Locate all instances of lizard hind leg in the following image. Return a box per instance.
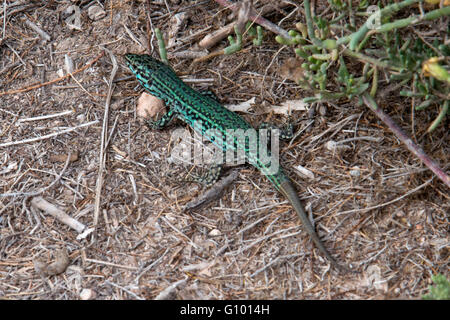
[258,121,294,140]
[146,108,176,130]
[201,90,220,102]
[258,108,294,141]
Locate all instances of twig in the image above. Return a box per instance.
[0,61,21,76]
[104,280,144,300]
[123,23,145,49]
[301,114,360,147]
[145,0,155,53]
[4,42,26,66]
[184,170,238,211]
[0,120,99,148]
[85,258,139,271]
[68,70,97,100]
[169,25,212,49]
[2,0,6,39]
[17,110,73,123]
[134,248,171,284]
[362,93,450,188]
[0,51,105,97]
[226,226,299,256]
[31,197,86,233]
[214,0,292,40]
[335,177,434,217]
[93,49,118,226]
[154,278,187,300]
[24,19,51,41]
[250,254,302,277]
[160,216,201,249]
[199,23,235,49]
[0,2,39,18]
[200,2,292,49]
[1,152,72,198]
[236,214,271,235]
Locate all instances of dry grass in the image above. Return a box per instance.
[0,1,448,300]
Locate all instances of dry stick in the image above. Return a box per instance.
[134,248,171,284]
[123,23,145,49]
[214,0,292,40]
[5,43,26,66]
[145,0,155,53]
[0,120,99,148]
[199,23,234,49]
[104,280,144,300]
[31,197,86,233]
[0,2,38,17]
[335,177,434,217]
[154,278,188,300]
[24,19,51,41]
[362,93,450,188]
[0,61,21,76]
[17,110,73,123]
[160,216,201,250]
[93,50,118,226]
[183,170,238,211]
[0,51,105,97]
[1,152,72,198]
[86,258,138,271]
[27,153,87,234]
[200,1,292,49]
[250,254,302,278]
[2,0,6,39]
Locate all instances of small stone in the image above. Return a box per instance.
[349,166,361,177]
[80,288,96,300]
[209,229,221,237]
[137,92,166,119]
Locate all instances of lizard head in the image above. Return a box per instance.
[125,54,178,91]
[125,54,166,78]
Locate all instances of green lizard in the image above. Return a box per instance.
[125,53,350,272]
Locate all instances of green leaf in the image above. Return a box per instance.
[423,274,450,300]
[338,57,349,82]
[353,82,370,95]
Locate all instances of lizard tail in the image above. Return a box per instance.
[278,179,351,272]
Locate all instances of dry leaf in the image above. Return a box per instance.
[271,99,308,115]
[280,57,304,83]
[225,97,256,113]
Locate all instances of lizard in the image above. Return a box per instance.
[125,53,351,273]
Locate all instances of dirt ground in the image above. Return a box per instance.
[0,1,448,300]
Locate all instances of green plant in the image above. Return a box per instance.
[275,0,449,131]
[224,23,264,55]
[423,274,450,300]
